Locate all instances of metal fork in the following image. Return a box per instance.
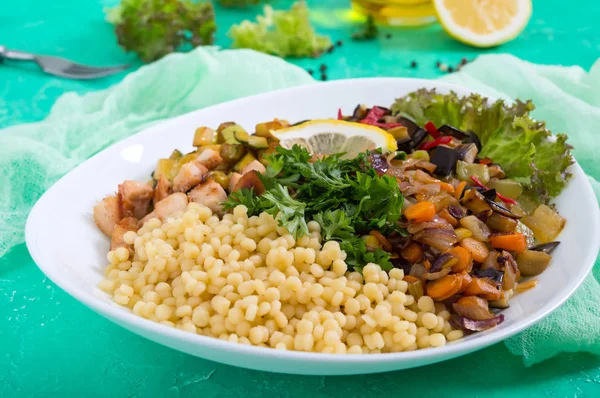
[0,45,129,80]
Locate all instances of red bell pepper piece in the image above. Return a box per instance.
[424,121,440,138]
[337,108,344,120]
[470,176,517,205]
[360,106,387,125]
[357,106,404,129]
[419,136,452,150]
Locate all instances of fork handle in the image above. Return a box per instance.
[0,45,36,61]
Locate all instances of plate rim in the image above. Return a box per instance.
[25,77,600,372]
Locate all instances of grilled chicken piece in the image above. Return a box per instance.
[189,178,227,214]
[118,180,154,219]
[154,175,171,205]
[93,195,122,236]
[140,192,189,226]
[110,217,139,250]
[241,160,266,175]
[196,148,223,170]
[233,171,265,195]
[172,161,208,193]
[228,172,243,193]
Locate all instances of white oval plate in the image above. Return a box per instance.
[26,78,600,375]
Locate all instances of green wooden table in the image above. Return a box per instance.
[1,1,600,396]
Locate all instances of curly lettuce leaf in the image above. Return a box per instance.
[228,1,332,58]
[391,89,573,203]
[106,0,216,63]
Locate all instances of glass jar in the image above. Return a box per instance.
[351,0,437,27]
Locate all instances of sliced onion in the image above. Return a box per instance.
[414,169,440,184]
[413,228,458,251]
[480,251,499,270]
[385,163,405,178]
[451,314,505,332]
[415,161,437,173]
[407,216,453,234]
[418,183,441,196]
[459,215,491,241]
[409,263,427,279]
[430,252,454,273]
[448,205,467,219]
[424,267,452,280]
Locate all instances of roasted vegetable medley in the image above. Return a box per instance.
[94,90,570,353]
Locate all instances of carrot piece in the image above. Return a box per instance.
[439,182,455,194]
[425,274,462,301]
[457,271,472,293]
[454,181,467,200]
[490,233,526,253]
[369,230,392,251]
[449,246,473,272]
[438,208,458,227]
[464,278,502,300]
[460,237,490,263]
[404,201,436,223]
[400,242,423,263]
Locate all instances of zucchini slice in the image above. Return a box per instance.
[234,152,257,172]
[248,136,269,149]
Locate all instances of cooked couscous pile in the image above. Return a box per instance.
[99,203,463,353]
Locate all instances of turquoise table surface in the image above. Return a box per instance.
[1,1,600,396]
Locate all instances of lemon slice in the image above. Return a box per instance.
[272,120,397,158]
[434,0,532,48]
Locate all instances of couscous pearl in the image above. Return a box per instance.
[101,204,461,354]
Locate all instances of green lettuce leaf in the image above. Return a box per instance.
[391,89,573,203]
[228,1,332,58]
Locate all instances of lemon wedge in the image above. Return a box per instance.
[272,120,397,157]
[434,0,532,48]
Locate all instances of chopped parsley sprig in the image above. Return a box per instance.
[224,146,404,271]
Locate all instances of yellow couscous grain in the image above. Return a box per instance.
[100,203,461,353]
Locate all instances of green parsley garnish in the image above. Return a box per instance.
[224,146,404,271]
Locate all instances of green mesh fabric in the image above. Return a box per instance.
[1,50,598,366]
[0,47,314,258]
[443,54,600,366]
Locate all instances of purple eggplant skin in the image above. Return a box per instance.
[481,189,497,201]
[529,241,561,254]
[431,146,460,177]
[467,131,482,151]
[486,198,522,219]
[438,124,469,140]
[474,268,504,284]
[454,143,478,164]
[448,205,467,220]
[397,117,421,136]
[430,252,454,273]
[451,314,505,332]
[397,127,428,152]
[390,257,412,275]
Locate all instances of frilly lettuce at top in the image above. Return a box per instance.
[391,89,574,204]
[228,2,332,58]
